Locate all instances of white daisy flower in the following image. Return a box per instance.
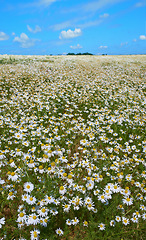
[131,216,138,223]
[122,217,129,225]
[66,219,72,225]
[24,182,34,193]
[72,217,79,225]
[55,228,64,236]
[98,223,105,230]
[122,197,133,205]
[30,229,40,240]
[83,220,88,227]
[115,216,121,222]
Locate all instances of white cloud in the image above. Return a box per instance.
[27,25,41,33]
[18,0,57,10]
[121,42,128,46]
[63,0,125,14]
[12,32,15,36]
[139,35,146,40]
[83,0,126,12]
[51,21,73,31]
[100,13,109,18]
[59,28,82,39]
[78,19,102,29]
[51,16,100,31]
[13,33,35,48]
[0,32,9,41]
[135,1,146,7]
[99,46,108,49]
[70,44,83,49]
[38,0,57,7]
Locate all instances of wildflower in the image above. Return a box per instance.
[84,196,92,205]
[98,194,107,203]
[87,203,95,211]
[40,217,48,227]
[112,184,120,193]
[30,229,40,240]
[37,207,48,217]
[140,205,146,211]
[93,189,100,195]
[142,213,146,220]
[122,197,133,205]
[7,191,15,200]
[59,186,66,195]
[86,181,94,190]
[63,203,71,212]
[14,132,23,139]
[83,220,88,227]
[72,217,79,225]
[55,228,64,236]
[66,219,72,225]
[131,216,138,223]
[17,211,27,224]
[122,217,129,225]
[27,214,39,225]
[110,220,116,227]
[8,171,19,181]
[26,196,36,205]
[115,216,121,222]
[98,223,105,230]
[0,217,5,228]
[22,193,29,202]
[45,195,54,204]
[133,211,141,218]
[24,182,34,193]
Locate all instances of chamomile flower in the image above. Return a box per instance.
[142,213,146,220]
[26,195,36,205]
[55,228,64,236]
[0,217,5,228]
[8,171,19,181]
[63,203,71,212]
[140,205,146,211]
[93,189,100,195]
[110,220,116,227]
[66,219,72,225]
[122,197,133,205]
[37,207,48,217]
[72,217,79,225]
[83,220,88,227]
[98,223,105,230]
[131,216,138,223]
[133,211,141,218]
[98,194,107,203]
[59,186,66,195]
[27,214,39,225]
[24,182,34,193]
[30,229,40,240]
[17,211,27,224]
[122,217,130,225]
[115,216,121,222]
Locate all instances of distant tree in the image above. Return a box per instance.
[67,52,93,55]
[82,52,93,55]
[67,53,75,55]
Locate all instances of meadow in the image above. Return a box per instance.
[0,54,146,240]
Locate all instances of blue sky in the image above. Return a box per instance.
[0,0,146,55]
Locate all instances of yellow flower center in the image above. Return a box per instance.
[19,213,24,217]
[41,208,46,213]
[33,232,38,237]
